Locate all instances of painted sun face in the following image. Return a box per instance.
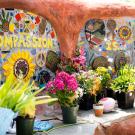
[3,51,35,81]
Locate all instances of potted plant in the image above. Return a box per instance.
[46,71,83,124]
[96,67,113,99]
[0,74,57,135]
[76,70,101,110]
[93,103,104,117]
[57,47,86,74]
[111,65,135,109]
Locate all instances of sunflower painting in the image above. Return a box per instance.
[3,51,35,81]
[118,26,132,40]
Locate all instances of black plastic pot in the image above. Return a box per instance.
[96,92,104,102]
[116,91,135,109]
[61,106,78,124]
[103,88,116,99]
[16,116,35,135]
[79,94,95,110]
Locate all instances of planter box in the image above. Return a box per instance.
[79,94,95,110]
[0,108,15,135]
[116,91,135,109]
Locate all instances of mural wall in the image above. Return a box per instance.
[0,8,60,85]
[78,18,135,70]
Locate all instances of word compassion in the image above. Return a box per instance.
[0,33,53,49]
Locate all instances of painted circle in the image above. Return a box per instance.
[118,26,131,40]
[114,52,127,70]
[14,58,29,78]
[85,19,105,47]
[107,19,116,31]
[92,56,109,69]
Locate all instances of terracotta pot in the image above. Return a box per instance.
[93,104,104,117]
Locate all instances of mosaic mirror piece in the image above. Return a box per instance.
[107,19,117,40]
[85,19,105,48]
[118,26,132,40]
[92,56,109,69]
[37,70,51,86]
[35,51,46,68]
[114,51,127,70]
[46,50,60,72]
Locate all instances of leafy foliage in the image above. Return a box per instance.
[0,74,58,118]
[111,65,135,92]
[96,67,112,88]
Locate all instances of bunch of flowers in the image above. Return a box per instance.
[46,71,83,107]
[96,67,112,89]
[76,70,101,96]
[72,47,86,71]
[57,47,86,74]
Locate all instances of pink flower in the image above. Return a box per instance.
[46,81,54,90]
[79,47,85,55]
[54,79,65,90]
[67,76,78,91]
[79,56,86,65]
[56,72,70,82]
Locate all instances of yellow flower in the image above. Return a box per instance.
[3,51,35,81]
[128,84,135,91]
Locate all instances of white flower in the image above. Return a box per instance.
[76,87,84,98]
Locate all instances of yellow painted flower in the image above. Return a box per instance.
[118,26,131,40]
[3,51,35,81]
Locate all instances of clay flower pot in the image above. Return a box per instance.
[93,104,104,117]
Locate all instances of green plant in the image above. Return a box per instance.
[0,74,58,118]
[111,65,135,93]
[96,67,112,88]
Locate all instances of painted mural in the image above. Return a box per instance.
[78,18,135,70]
[0,8,60,86]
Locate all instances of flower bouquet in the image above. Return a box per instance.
[46,71,83,124]
[96,67,113,98]
[57,47,86,74]
[76,70,101,110]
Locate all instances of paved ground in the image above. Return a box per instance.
[8,107,135,135]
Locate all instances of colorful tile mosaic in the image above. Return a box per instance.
[78,18,135,68]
